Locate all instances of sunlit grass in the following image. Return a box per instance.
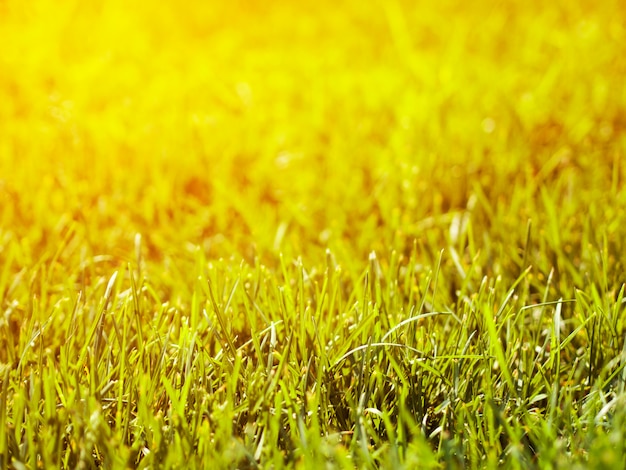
[1,0,626,468]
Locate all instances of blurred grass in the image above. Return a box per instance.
[1,0,626,468]
[2,0,624,266]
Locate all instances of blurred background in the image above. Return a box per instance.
[1,0,624,276]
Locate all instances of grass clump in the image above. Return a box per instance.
[1,0,626,468]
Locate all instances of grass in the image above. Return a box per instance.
[1,0,626,468]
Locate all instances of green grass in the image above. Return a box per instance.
[4,204,626,468]
[2,0,626,468]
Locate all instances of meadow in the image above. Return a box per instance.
[1,0,626,468]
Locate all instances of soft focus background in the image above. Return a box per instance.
[2,0,624,270]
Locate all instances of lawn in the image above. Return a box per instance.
[1,0,626,468]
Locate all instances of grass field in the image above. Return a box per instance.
[1,0,626,468]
